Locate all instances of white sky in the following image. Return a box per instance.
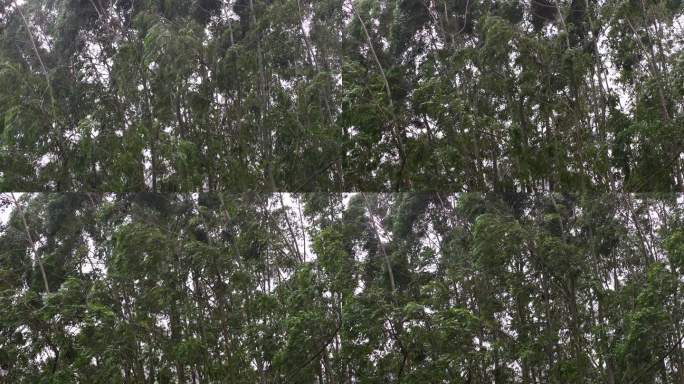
[0,193,22,225]
[0,204,10,225]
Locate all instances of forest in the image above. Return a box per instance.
[2,0,684,383]
[0,0,682,191]
[1,193,683,383]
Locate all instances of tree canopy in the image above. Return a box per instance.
[0,0,682,191]
[1,192,683,383]
[2,0,683,382]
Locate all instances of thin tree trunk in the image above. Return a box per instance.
[360,193,396,294]
[349,3,408,188]
[11,193,50,293]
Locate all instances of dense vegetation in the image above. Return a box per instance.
[1,193,683,383]
[2,0,683,382]
[1,1,682,191]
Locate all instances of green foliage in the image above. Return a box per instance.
[0,0,680,191]
[1,193,681,382]
[664,228,684,270]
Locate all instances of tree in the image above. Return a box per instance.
[1,192,682,383]
[0,0,681,191]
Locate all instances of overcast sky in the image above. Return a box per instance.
[0,193,21,225]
